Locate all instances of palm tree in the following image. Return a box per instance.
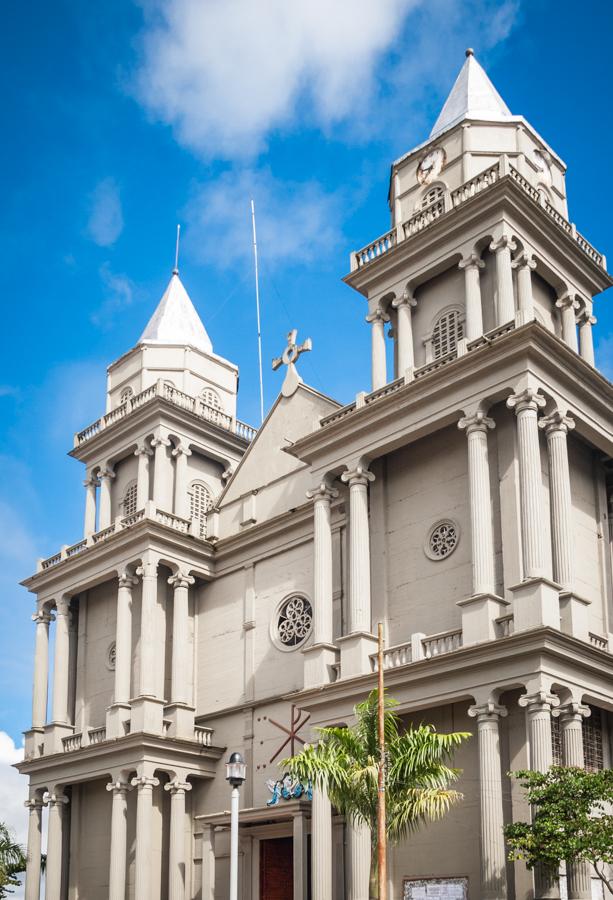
[282,690,470,899]
[0,822,27,897]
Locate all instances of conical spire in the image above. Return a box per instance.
[430,49,512,139]
[139,273,213,354]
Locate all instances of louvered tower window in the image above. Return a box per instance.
[120,386,134,404]
[200,388,222,410]
[432,309,464,359]
[122,481,138,517]
[189,480,212,537]
[421,185,444,208]
[583,708,604,772]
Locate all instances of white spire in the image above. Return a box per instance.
[139,273,213,355]
[430,49,512,139]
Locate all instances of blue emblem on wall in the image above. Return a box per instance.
[266,773,312,806]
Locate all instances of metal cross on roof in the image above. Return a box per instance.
[272,328,312,398]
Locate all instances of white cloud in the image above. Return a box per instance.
[91,264,135,328]
[133,0,520,160]
[0,732,27,845]
[184,167,342,269]
[87,177,124,247]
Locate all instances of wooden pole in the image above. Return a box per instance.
[377,621,387,900]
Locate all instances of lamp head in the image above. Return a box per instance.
[225,751,247,787]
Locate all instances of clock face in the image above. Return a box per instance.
[417,147,446,185]
[533,149,551,173]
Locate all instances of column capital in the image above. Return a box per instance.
[489,235,517,254]
[171,444,192,458]
[32,608,54,625]
[506,388,546,414]
[341,466,375,487]
[136,559,158,579]
[553,701,591,724]
[24,797,45,811]
[458,411,495,435]
[556,293,579,312]
[511,250,537,271]
[150,436,171,448]
[118,572,138,589]
[458,252,485,271]
[306,483,339,503]
[106,779,133,795]
[538,410,575,436]
[47,791,70,807]
[577,308,597,326]
[83,473,100,487]
[518,690,560,713]
[168,573,195,590]
[164,779,193,795]
[392,289,417,309]
[365,307,389,325]
[468,700,508,721]
[55,597,71,617]
[131,775,160,790]
[99,467,115,481]
[134,444,153,458]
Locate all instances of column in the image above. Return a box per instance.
[577,307,596,367]
[168,573,195,736]
[132,775,160,900]
[165,780,192,900]
[490,235,517,325]
[31,608,53,729]
[556,295,579,352]
[293,813,308,900]
[346,820,371,900]
[24,796,44,900]
[539,413,575,591]
[366,308,389,391]
[458,412,496,595]
[557,702,592,899]
[172,445,192,518]
[134,444,152,509]
[98,468,115,530]
[107,780,132,900]
[138,561,158,697]
[114,574,136,704]
[519,691,560,899]
[340,466,375,633]
[306,484,338,646]
[83,474,98,537]
[512,252,537,326]
[312,786,333,900]
[506,389,547,578]
[45,791,69,900]
[459,254,485,340]
[51,598,71,725]
[468,702,508,899]
[151,435,171,507]
[391,291,417,374]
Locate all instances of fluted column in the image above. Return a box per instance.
[556,295,579,352]
[151,435,171,507]
[98,468,115,529]
[507,389,547,578]
[83,475,98,537]
[557,702,592,899]
[346,820,371,900]
[519,691,560,899]
[340,466,375,634]
[468,702,508,899]
[459,253,485,340]
[306,484,338,645]
[392,291,417,373]
[134,444,152,509]
[539,413,575,591]
[24,796,44,900]
[512,252,537,326]
[138,560,158,698]
[311,786,332,900]
[114,574,137,704]
[577,307,596,367]
[165,780,192,900]
[169,573,195,706]
[458,412,496,596]
[45,791,69,900]
[31,608,53,729]
[172,445,192,518]
[107,780,132,900]
[132,775,160,900]
[366,308,389,391]
[490,235,517,325]
[51,598,71,725]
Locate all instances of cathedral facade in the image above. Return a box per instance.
[18,51,613,900]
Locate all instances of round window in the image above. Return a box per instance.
[425,519,459,561]
[273,595,313,651]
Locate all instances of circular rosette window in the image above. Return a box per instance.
[273,594,313,651]
[424,519,460,561]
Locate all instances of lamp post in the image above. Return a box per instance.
[226,751,247,900]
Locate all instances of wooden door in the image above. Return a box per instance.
[260,836,294,900]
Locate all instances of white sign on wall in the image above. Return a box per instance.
[403,877,469,899]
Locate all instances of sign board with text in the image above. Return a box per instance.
[403,877,469,899]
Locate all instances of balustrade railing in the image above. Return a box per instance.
[155,510,191,534]
[87,725,107,745]
[65,539,87,558]
[495,614,514,638]
[422,628,462,658]
[354,229,397,269]
[403,199,446,238]
[62,733,82,753]
[589,631,609,651]
[370,641,413,672]
[194,725,214,746]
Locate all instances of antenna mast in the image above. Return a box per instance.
[173,224,181,274]
[250,199,265,424]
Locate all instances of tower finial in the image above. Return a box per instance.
[173,224,181,275]
[465,47,474,57]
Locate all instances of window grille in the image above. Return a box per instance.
[200,388,223,411]
[551,715,562,765]
[426,521,458,560]
[583,708,604,771]
[189,481,212,536]
[120,386,134,405]
[421,185,445,209]
[275,595,313,649]
[122,481,138,517]
[432,309,464,359]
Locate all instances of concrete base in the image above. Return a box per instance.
[43,722,74,755]
[130,695,165,735]
[509,577,561,632]
[106,702,132,739]
[457,593,510,644]
[302,643,338,688]
[164,702,196,739]
[337,632,378,679]
[559,592,591,642]
[23,727,45,760]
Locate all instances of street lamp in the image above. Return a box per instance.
[226,751,247,900]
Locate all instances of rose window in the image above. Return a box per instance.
[276,595,313,648]
[427,521,458,560]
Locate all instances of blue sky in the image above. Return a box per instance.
[1,0,612,838]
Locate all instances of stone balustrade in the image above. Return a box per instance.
[369,628,463,672]
[194,725,214,746]
[74,380,257,448]
[351,157,605,272]
[589,631,609,651]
